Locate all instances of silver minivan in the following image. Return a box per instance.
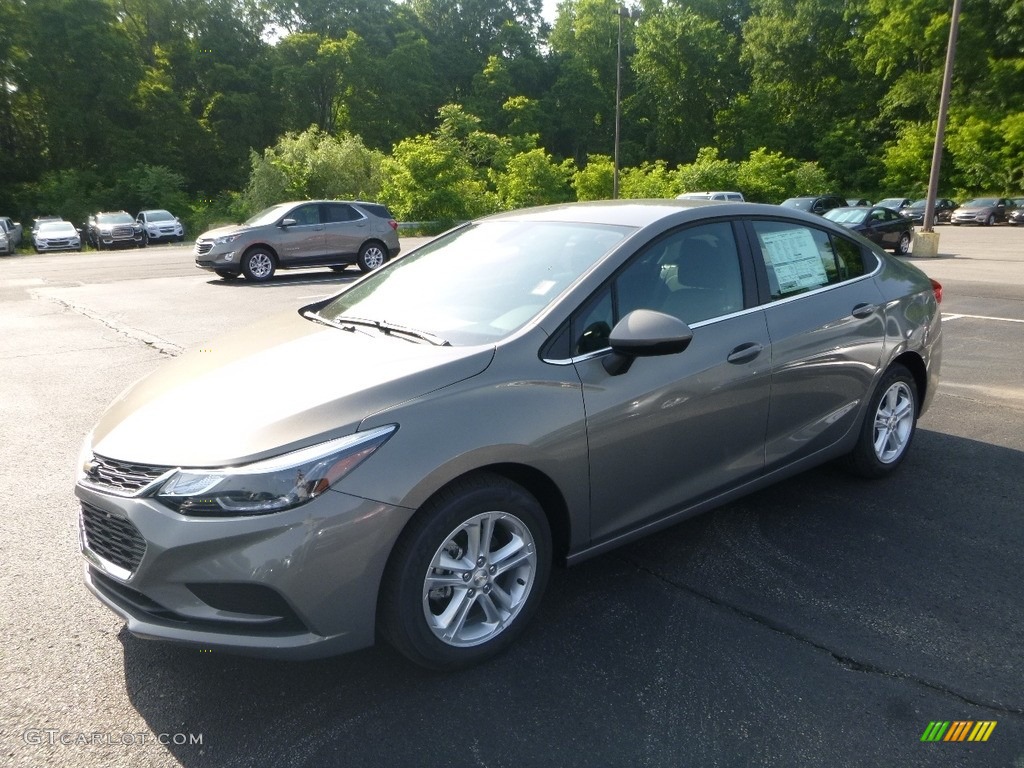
[78,200,941,669]
[194,200,401,281]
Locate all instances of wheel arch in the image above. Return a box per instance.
[243,242,280,262]
[890,350,928,415]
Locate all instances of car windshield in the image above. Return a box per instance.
[875,199,905,209]
[245,204,293,227]
[317,220,633,346]
[906,199,927,209]
[781,198,812,210]
[145,210,174,221]
[824,208,867,225]
[97,213,134,225]
[962,198,996,207]
[39,221,75,235]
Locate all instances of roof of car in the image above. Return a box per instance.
[481,199,801,229]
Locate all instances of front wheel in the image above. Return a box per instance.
[894,232,911,255]
[846,364,918,478]
[357,241,387,273]
[241,248,275,282]
[985,214,995,226]
[379,473,552,670]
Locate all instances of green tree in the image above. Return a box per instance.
[736,148,797,203]
[618,160,675,199]
[675,147,740,196]
[572,154,614,200]
[243,127,384,212]
[493,149,574,209]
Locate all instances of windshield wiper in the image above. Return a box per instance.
[302,310,376,338]
[318,314,451,346]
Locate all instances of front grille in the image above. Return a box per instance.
[83,454,172,496]
[81,503,147,574]
[111,225,134,238]
[195,240,213,255]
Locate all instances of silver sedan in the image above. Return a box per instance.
[76,200,942,669]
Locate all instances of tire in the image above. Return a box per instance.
[241,247,275,282]
[356,241,387,273]
[214,269,238,279]
[142,231,150,246]
[894,231,911,255]
[985,214,995,226]
[379,473,552,670]
[846,364,918,478]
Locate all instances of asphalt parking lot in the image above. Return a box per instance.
[1,226,1021,767]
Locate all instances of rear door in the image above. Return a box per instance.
[745,218,886,470]
[321,203,369,261]
[569,220,772,543]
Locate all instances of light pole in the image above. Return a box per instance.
[612,4,636,199]
[923,0,962,233]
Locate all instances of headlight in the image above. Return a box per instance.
[155,425,396,516]
[215,232,243,245]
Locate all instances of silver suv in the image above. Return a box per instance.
[194,200,401,282]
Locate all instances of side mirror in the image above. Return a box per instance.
[280,218,297,227]
[602,309,693,376]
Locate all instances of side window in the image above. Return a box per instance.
[752,220,866,300]
[324,204,360,223]
[569,221,744,355]
[289,205,321,226]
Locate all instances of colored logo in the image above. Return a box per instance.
[921,721,996,742]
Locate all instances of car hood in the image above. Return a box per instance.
[90,311,495,467]
[198,224,250,239]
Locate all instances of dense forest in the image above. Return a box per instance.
[1,0,1022,231]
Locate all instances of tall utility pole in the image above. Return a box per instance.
[924,0,963,232]
[612,4,634,199]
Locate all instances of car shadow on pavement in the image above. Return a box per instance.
[119,427,1024,768]
[204,270,361,288]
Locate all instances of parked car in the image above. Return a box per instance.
[76,199,942,669]
[780,195,847,215]
[824,206,914,254]
[32,220,82,253]
[846,198,871,207]
[194,200,401,282]
[899,198,958,225]
[32,216,62,236]
[0,221,14,255]
[950,197,1015,226]
[0,216,22,247]
[875,197,913,212]
[1006,197,1024,225]
[676,191,745,202]
[86,211,144,249]
[136,209,185,244]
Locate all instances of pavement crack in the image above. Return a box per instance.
[39,293,183,357]
[619,555,1024,718]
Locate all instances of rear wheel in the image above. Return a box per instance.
[357,241,387,273]
[846,364,918,478]
[379,473,551,670]
[241,248,275,282]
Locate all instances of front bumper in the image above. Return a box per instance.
[76,481,413,659]
[34,239,81,252]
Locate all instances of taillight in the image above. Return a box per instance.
[388,219,398,231]
[930,278,943,304]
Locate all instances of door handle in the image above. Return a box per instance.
[726,342,763,364]
[851,303,878,319]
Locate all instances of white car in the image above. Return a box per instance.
[136,209,185,244]
[32,220,82,253]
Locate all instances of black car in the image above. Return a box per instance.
[85,211,144,250]
[824,206,914,255]
[900,198,958,225]
[780,195,847,215]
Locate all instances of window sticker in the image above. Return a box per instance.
[759,228,828,293]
